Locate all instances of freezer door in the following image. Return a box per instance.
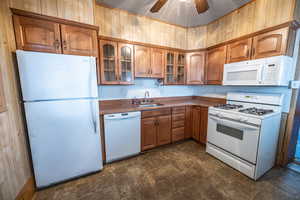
[24,99,102,188]
[16,50,98,101]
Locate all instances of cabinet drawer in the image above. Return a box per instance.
[172,106,186,114]
[172,120,185,128]
[172,127,185,142]
[142,108,171,118]
[172,113,185,121]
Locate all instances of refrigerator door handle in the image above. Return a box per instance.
[90,100,97,134]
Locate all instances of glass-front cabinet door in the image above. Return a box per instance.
[100,40,118,84]
[118,43,134,84]
[165,52,176,84]
[176,53,185,84]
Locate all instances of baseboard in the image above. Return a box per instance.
[15,176,35,200]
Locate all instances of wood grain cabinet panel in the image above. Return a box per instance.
[61,24,98,56]
[141,117,157,151]
[185,106,192,139]
[0,71,6,113]
[199,107,208,144]
[13,15,61,53]
[186,51,205,85]
[252,27,289,59]
[134,45,151,77]
[191,106,201,141]
[150,48,165,78]
[157,115,172,146]
[226,38,252,63]
[205,46,226,85]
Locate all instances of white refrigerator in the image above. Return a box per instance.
[16,50,103,188]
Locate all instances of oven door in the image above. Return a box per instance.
[207,115,260,164]
[223,62,263,85]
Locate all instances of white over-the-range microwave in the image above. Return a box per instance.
[223,56,294,86]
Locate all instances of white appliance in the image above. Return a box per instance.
[223,56,294,86]
[206,92,283,180]
[16,50,103,188]
[104,112,141,163]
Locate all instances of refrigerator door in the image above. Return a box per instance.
[25,99,103,188]
[16,50,98,101]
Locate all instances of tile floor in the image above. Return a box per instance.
[35,141,300,200]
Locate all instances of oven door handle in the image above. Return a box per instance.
[209,116,260,131]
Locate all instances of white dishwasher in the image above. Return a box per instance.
[104,111,141,163]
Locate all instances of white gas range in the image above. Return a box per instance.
[206,92,284,180]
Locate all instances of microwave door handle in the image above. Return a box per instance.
[259,65,265,84]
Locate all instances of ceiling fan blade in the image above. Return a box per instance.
[150,0,168,13]
[194,0,209,14]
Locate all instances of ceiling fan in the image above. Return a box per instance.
[150,0,209,14]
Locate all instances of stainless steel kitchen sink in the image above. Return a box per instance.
[138,103,164,108]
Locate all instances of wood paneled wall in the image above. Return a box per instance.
[205,0,296,47]
[186,26,207,50]
[94,4,187,49]
[0,0,32,199]
[9,0,95,24]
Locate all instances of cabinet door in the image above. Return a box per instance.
[186,52,205,85]
[157,115,171,146]
[227,38,252,63]
[13,15,61,53]
[191,107,201,142]
[205,46,226,85]
[199,107,208,144]
[185,106,192,139]
[61,24,98,56]
[100,40,119,84]
[176,53,186,84]
[118,43,134,84]
[134,45,151,77]
[150,48,165,78]
[141,117,157,151]
[164,52,176,84]
[252,27,289,59]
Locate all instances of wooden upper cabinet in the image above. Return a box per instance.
[157,115,171,146]
[141,117,157,151]
[150,48,165,78]
[61,24,98,57]
[175,53,185,84]
[252,27,289,59]
[164,52,185,85]
[165,52,176,84]
[226,38,252,63]
[205,46,226,85]
[186,51,205,85]
[99,40,118,84]
[118,43,134,84]
[134,45,151,77]
[13,15,61,53]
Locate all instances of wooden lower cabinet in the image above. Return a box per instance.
[191,106,208,144]
[157,115,172,146]
[141,109,171,151]
[141,117,157,151]
[171,106,186,142]
[185,106,192,139]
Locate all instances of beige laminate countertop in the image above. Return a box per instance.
[99,99,224,115]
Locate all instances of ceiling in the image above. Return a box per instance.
[96,0,252,27]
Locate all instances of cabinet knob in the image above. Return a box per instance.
[53,39,60,49]
[62,40,67,50]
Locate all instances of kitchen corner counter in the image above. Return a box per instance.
[99,96,226,115]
